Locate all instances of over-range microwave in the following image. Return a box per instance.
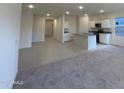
[95,23,101,28]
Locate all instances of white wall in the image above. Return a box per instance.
[19,10,33,49]
[0,4,21,88]
[92,12,124,46]
[79,16,89,34]
[54,15,64,43]
[76,16,79,34]
[32,15,45,42]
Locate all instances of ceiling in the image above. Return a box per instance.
[22,3,124,17]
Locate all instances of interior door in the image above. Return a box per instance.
[45,20,53,37]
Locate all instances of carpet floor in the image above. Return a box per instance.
[13,45,124,89]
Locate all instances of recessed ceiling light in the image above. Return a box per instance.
[46,13,50,17]
[28,4,34,9]
[100,10,104,13]
[84,13,88,16]
[78,6,83,10]
[65,11,70,15]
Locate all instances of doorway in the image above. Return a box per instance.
[45,19,54,38]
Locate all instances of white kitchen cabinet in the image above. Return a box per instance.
[99,33,111,44]
[63,33,71,42]
[63,21,71,42]
[101,19,111,28]
[89,21,95,28]
[95,20,101,24]
[64,21,69,28]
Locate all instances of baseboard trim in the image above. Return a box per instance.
[10,70,18,89]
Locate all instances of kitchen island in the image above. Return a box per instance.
[73,33,96,49]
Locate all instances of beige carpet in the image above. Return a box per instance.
[13,45,124,89]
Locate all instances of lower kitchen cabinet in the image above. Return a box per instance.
[99,33,111,44]
[63,33,71,42]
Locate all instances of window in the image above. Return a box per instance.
[115,18,124,36]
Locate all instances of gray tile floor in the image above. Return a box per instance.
[19,37,109,71]
[19,37,88,71]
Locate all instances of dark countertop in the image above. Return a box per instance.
[100,32,112,34]
[89,31,112,34]
[73,33,96,37]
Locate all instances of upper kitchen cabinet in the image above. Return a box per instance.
[64,21,69,28]
[89,19,111,29]
[89,21,95,28]
[65,15,78,33]
[101,19,111,28]
[95,20,101,24]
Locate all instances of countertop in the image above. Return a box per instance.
[99,32,112,34]
[73,33,96,37]
[89,31,112,34]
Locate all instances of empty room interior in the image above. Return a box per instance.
[1,3,124,89]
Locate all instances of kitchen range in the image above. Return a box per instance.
[89,22,112,44]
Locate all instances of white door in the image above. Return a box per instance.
[45,20,53,37]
